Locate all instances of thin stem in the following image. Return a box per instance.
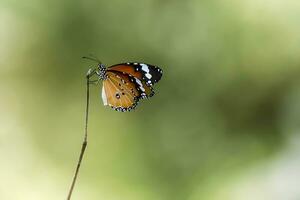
[67,74,91,200]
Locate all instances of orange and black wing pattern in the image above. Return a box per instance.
[102,71,140,112]
[108,63,163,87]
[101,62,163,112]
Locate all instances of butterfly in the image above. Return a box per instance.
[84,57,163,112]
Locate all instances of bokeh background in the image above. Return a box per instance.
[1,0,300,199]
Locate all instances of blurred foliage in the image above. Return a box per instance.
[1,0,300,200]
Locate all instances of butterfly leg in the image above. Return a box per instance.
[88,79,100,85]
[86,67,101,86]
[86,67,98,78]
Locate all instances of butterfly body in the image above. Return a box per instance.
[92,62,162,112]
[96,63,107,80]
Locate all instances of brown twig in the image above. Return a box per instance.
[67,70,93,200]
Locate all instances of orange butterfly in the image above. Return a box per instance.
[85,57,163,112]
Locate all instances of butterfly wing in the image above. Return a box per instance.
[108,69,155,99]
[140,81,155,99]
[102,71,140,112]
[102,62,162,111]
[108,63,163,86]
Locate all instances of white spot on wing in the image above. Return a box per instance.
[140,64,153,80]
[134,77,145,92]
[140,64,150,72]
[145,73,152,79]
[102,85,108,105]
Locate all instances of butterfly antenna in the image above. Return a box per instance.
[82,54,102,64]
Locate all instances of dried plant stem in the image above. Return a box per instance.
[67,73,92,200]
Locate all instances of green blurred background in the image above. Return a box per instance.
[1,0,300,200]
